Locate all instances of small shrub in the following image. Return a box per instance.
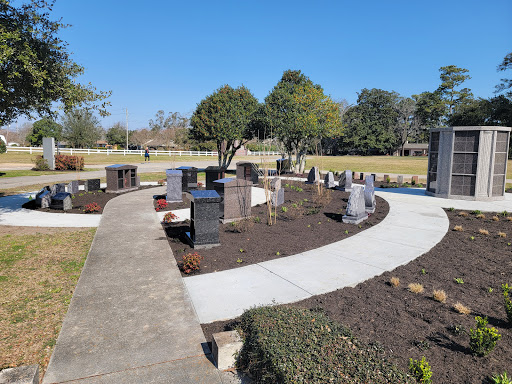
[84,202,101,213]
[433,289,447,303]
[253,216,261,223]
[459,211,469,217]
[471,209,482,215]
[454,277,464,284]
[0,139,6,153]
[453,225,463,231]
[408,356,432,384]
[281,206,288,213]
[156,199,168,211]
[491,372,512,384]
[162,212,178,224]
[479,228,489,235]
[453,302,471,315]
[498,231,507,238]
[470,236,475,241]
[55,155,84,170]
[503,283,512,324]
[501,210,509,217]
[390,277,400,287]
[408,283,424,294]
[417,183,423,188]
[33,155,50,171]
[469,316,501,356]
[181,252,203,274]
[448,207,455,211]
[476,213,486,219]
[420,268,426,275]
[386,176,391,183]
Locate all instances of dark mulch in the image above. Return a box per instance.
[202,209,512,383]
[22,185,160,214]
[163,180,389,277]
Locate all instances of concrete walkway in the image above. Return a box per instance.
[42,187,227,384]
[184,188,512,324]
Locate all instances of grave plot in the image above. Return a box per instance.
[162,180,389,276]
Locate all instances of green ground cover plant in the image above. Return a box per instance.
[237,306,417,383]
[469,316,501,356]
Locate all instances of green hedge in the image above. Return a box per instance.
[237,306,416,383]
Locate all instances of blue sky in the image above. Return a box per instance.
[14,0,512,130]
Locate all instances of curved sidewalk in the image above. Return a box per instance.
[184,188,512,324]
[43,187,225,384]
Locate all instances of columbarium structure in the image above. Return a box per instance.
[426,126,511,201]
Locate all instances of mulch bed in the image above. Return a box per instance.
[202,209,512,383]
[22,185,160,214]
[163,180,389,277]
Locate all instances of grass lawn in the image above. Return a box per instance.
[0,169,100,177]
[0,227,96,376]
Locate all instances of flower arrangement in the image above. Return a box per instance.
[155,199,168,211]
[162,212,178,224]
[181,252,203,274]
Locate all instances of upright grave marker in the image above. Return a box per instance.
[324,172,335,189]
[50,192,72,211]
[342,185,368,224]
[236,162,259,185]
[42,137,55,170]
[166,169,183,203]
[205,166,226,190]
[105,164,139,193]
[176,166,198,192]
[271,177,284,207]
[337,170,352,192]
[186,190,221,249]
[84,179,101,192]
[364,175,376,214]
[213,178,252,223]
[306,167,320,184]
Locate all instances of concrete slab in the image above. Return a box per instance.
[184,264,311,324]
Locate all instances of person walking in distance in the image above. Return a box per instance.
[144,147,150,162]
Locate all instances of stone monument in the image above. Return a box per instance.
[213,178,252,223]
[342,185,368,224]
[276,158,290,174]
[236,161,259,185]
[35,187,51,208]
[67,180,79,194]
[306,167,320,184]
[50,192,72,210]
[205,166,226,190]
[166,169,183,203]
[324,172,335,189]
[176,166,198,192]
[105,164,139,193]
[42,137,55,170]
[337,170,353,192]
[84,179,101,192]
[397,175,404,184]
[186,190,221,249]
[271,177,284,207]
[364,175,376,214]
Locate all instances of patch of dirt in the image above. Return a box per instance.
[163,180,389,276]
[202,209,512,383]
[21,185,160,214]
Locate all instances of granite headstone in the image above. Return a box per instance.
[166,169,183,203]
[306,167,320,184]
[342,185,368,224]
[50,192,72,210]
[324,172,335,189]
[35,187,51,208]
[364,175,376,214]
[84,179,101,192]
[397,175,404,184]
[337,170,353,192]
[67,180,79,194]
[186,190,221,249]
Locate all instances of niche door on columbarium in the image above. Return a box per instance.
[426,126,511,201]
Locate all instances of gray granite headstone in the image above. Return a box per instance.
[43,137,55,170]
[49,184,57,197]
[306,167,320,184]
[50,192,72,210]
[337,170,353,192]
[67,180,79,194]
[84,179,100,192]
[324,172,335,189]
[55,183,66,194]
[272,188,285,207]
[36,189,51,208]
[166,169,183,203]
[364,175,376,214]
[342,185,368,224]
[270,177,284,207]
[397,175,404,184]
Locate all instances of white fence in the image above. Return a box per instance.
[247,151,281,156]
[6,146,218,157]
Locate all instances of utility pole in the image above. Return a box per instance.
[125,108,129,150]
